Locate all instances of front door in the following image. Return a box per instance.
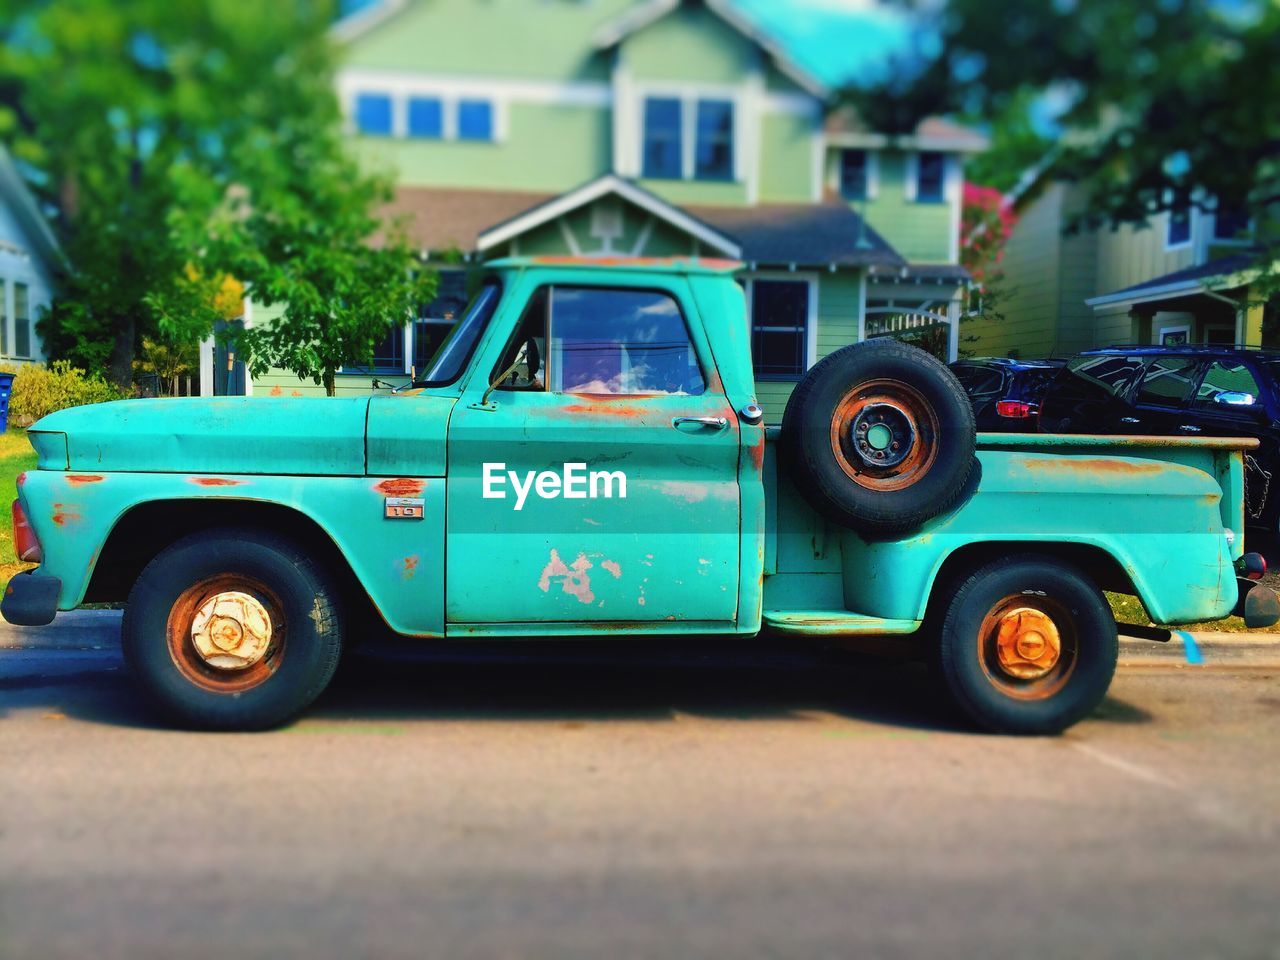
[445,280,741,626]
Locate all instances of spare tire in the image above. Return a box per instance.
[780,338,976,535]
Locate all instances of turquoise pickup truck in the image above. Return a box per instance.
[5,257,1275,733]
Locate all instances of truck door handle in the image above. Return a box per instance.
[1179,424,1202,433]
[673,416,728,431]
[1120,417,1140,424]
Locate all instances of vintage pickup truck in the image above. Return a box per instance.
[5,257,1276,733]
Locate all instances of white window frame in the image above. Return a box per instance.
[1155,321,1191,346]
[1203,323,1236,345]
[741,271,818,379]
[904,150,953,204]
[632,84,746,184]
[340,81,507,143]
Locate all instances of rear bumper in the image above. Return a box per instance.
[1,572,61,626]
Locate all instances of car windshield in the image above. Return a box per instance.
[418,279,503,385]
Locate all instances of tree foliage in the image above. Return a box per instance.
[840,0,1280,247]
[0,0,428,391]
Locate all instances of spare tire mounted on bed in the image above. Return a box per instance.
[780,338,977,535]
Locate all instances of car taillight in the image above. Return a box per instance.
[996,400,1038,419]
[12,499,41,564]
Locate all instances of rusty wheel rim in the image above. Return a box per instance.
[166,574,286,694]
[978,594,1078,700]
[829,379,939,491]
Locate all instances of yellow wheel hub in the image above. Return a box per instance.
[190,591,273,670]
[992,606,1061,680]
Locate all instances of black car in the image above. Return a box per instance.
[1039,345,1280,532]
[950,357,1066,432]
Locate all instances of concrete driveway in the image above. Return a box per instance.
[3,612,1279,959]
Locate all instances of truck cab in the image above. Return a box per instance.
[5,257,1275,734]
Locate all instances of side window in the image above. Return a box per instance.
[1196,360,1261,410]
[493,288,549,392]
[552,288,705,395]
[1135,356,1201,407]
[952,365,1003,396]
[1063,354,1145,399]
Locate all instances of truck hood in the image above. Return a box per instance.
[34,397,376,475]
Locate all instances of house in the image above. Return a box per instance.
[0,144,60,365]
[965,174,1276,359]
[234,0,986,419]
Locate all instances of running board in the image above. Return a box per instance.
[761,610,921,637]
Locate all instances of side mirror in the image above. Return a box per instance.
[1212,391,1256,407]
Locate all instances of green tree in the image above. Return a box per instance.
[0,0,427,390]
[840,0,1280,250]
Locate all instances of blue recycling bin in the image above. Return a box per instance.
[0,372,14,433]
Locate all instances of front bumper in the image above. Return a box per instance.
[1,572,62,626]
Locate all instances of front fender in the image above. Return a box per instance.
[840,450,1236,626]
[18,470,445,637]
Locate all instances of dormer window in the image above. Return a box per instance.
[1213,204,1252,242]
[694,100,734,181]
[1166,205,1192,249]
[643,98,683,179]
[641,94,736,182]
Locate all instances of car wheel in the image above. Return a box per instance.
[936,554,1117,735]
[122,528,343,730]
[781,339,976,535]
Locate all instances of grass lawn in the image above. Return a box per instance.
[0,428,38,590]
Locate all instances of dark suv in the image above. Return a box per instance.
[1039,345,1280,531]
[950,357,1066,432]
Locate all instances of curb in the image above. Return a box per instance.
[1119,630,1280,668]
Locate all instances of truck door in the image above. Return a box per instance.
[445,279,741,626]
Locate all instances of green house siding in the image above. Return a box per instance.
[352,102,611,193]
[343,0,626,81]
[621,5,759,84]
[759,113,816,204]
[861,152,953,264]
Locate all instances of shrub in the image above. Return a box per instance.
[0,361,125,426]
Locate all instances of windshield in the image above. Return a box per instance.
[418,279,503,385]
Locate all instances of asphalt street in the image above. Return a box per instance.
[3,612,1279,960]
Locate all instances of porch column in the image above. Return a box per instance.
[198,335,214,397]
[1240,299,1264,348]
[946,300,960,362]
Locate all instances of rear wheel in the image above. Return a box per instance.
[122,529,343,730]
[936,555,1117,734]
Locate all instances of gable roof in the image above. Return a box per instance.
[478,174,742,258]
[385,176,905,269]
[591,0,827,99]
[0,144,62,268]
[1086,252,1264,309]
[824,108,988,153]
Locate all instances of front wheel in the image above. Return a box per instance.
[122,529,344,730]
[936,555,1117,735]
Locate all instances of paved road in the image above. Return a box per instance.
[3,614,1279,960]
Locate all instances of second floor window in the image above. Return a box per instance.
[695,100,734,181]
[915,152,946,203]
[839,150,868,200]
[1167,206,1192,248]
[458,99,494,141]
[408,96,443,139]
[1213,204,1251,241]
[643,98,682,179]
[355,93,393,136]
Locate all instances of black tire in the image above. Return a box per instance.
[121,528,343,730]
[936,555,1117,735]
[780,339,976,535]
